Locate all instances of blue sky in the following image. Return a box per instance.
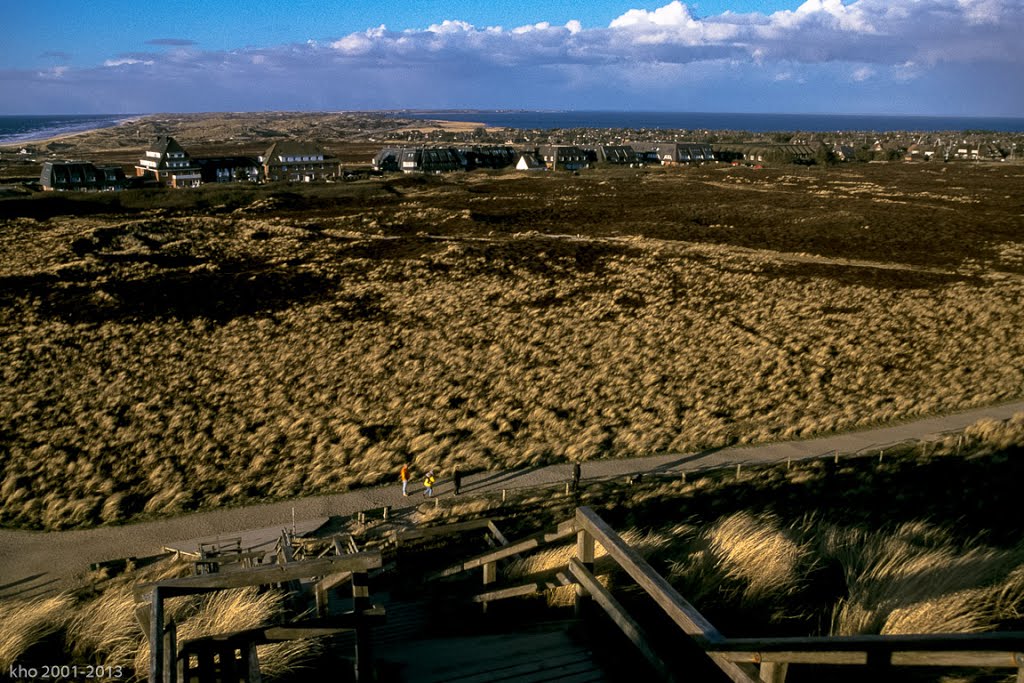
[2,0,1022,116]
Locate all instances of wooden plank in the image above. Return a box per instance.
[711,632,1024,653]
[482,562,497,586]
[569,558,675,683]
[575,507,760,683]
[716,650,1024,668]
[135,602,152,643]
[433,525,577,578]
[471,583,543,603]
[136,552,382,598]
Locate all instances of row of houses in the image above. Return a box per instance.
[373,142,716,174]
[41,137,336,191]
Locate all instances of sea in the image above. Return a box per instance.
[0,114,135,145]
[401,110,1024,133]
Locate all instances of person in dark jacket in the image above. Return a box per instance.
[453,467,462,495]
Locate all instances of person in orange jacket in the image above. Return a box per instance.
[400,463,410,496]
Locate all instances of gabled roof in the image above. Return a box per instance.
[149,136,187,155]
[262,141,326,161]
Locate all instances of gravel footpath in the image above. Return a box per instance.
[2,400,1022,599]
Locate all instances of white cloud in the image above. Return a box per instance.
[852,65,874,81]
[6,1,1023,115]
[102,58,154,67]
[610,1,697,28]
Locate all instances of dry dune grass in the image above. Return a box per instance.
[821,523,1024,636]
[1,165,1022,529]
[0,594,73,669]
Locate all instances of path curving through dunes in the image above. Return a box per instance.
[1,399,1023,599]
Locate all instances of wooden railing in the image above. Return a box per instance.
[571,506,1024,683]
[136,551,383,683]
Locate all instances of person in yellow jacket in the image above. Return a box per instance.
[423,470,436,497]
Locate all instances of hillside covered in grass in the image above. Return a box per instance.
[1,163,1022,529]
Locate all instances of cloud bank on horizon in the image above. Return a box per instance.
[8,0,1023,116]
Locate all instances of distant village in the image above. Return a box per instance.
[32,130,1021,192]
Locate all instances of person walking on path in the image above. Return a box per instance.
[572,461,581,492]
[423,470,436,497]
[453,467,462,495]
[400,463,410,496]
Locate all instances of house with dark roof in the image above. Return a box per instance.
[588,145,639,165]
[372,148,403,172]
[398,148,462,174]
[456,146,518,170]
[537,145,589,171]
[260,141,334,182]
[41,161,126,192]
[630,142,714,165]
[196,157,262,183]
[135,136,202,188]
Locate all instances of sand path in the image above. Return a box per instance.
[1,400,1022,599]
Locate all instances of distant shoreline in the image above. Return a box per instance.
[0,115,141,147]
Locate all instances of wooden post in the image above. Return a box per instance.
[149,588,164,683]
[352,571,372,682]
[759,661,788,683]
[501,489,507,502]
[163,619,177,683]
[736,463,742,479]
[315,581,328,618]
[786,458,791,471]
[383,505,390,521]
[834,450,839,465]
[483,561,497,586]
[576,528,595,615]
[245,642,262,683]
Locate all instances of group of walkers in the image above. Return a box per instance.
[400,463,462,498]
[398,461,582,498]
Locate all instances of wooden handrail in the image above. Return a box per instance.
[574,507,722,643]
[572,506,1024,682]
[574,507,759,683]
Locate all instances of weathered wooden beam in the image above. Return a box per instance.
[319,571,352,593]
[575,507,760,683]
[471,583,543,603]
[136,552,381,598]
[569,558,675,683]
[433,525,577,579]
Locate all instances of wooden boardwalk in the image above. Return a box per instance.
[390,626,607,683]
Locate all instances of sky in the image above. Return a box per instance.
[2,0,1022,116]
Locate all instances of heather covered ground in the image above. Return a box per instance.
[1,162,1022,530]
